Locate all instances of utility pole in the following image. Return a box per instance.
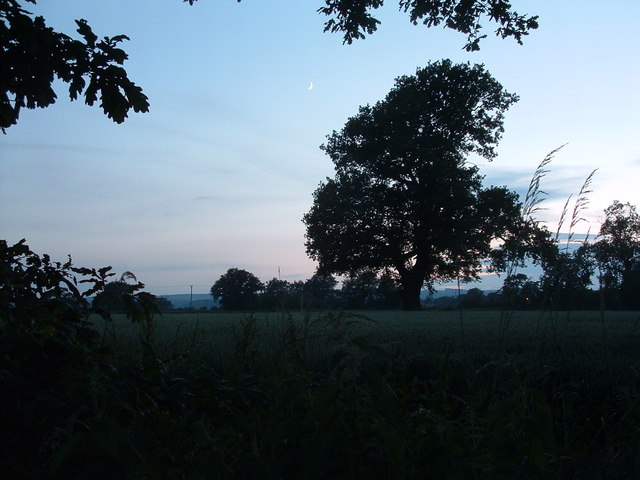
[189,285,193,311]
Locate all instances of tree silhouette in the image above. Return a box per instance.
[260,277,307,311]
[303,273,338,310]
[303,60,523,310]
[501,273,542,309]
[211,268,263,311]
[341,270,380,309]
[590,201,640,309]
[460,287,485,308]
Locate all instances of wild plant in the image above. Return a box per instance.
[496,144,599,338]
[498,146,561,336]
[541,168,597,319]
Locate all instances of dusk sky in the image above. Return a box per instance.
[1,1,639,295]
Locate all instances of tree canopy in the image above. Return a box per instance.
[303,60,524,310]
[210,267,264,311]
[341,270,401,309]
[318,0,538,49]
[303,273,339,310]
[590,201,640,309]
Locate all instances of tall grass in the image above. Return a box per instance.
[499,146,562,335]
[85,308,640,478]
[501,146,600,340]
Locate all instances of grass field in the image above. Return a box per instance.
[71,309,640,478]
[99,309,640,372]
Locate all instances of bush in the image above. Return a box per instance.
[0,239,158,478]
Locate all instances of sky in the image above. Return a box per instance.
[1,0,640,295]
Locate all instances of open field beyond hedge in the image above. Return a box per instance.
[100,309,640,371]
[69,309,640,478]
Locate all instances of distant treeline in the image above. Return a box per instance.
[425,286,611,311]
[207,270,402,312]
[154,270,637,313]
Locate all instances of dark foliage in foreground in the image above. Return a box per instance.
[2,239,640,479]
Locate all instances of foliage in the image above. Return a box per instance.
[4,241,640,479]
[304,60,524,310]
[495,150,602,313]
[2,0,538,132]
[261,277,293,310]
[374,271,403,309]
[91,272,159,321]
[459,286,485,308]
[501,273,541,309]
[0,0,149,131]
[0,238,159,479]
[539,247,596,310]
[155,296,174,312]
[489,148,562,282]
[261,277,305,311]
[211,267,264,311]
[590,201,640,309]
[341,269,401,309]
[186,0,538,50]
[341,269,379,308]
[318,0,539,49]
[87,310,640,479]
[303,272,339,310]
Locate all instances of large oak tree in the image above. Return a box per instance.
[303,60,524,310]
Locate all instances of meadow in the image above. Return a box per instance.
[10,306,640,479]
[100,309,640,373]
[81,308,640,478]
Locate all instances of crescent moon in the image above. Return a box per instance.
[308,82,314,90]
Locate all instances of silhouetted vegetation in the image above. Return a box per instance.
[186,0,539,50]
[3,3,639,477]
[0,239,159,479]
[3,233,640,479]
[210,267,264,311]
[341,270,402,309]
[303,60,542,310]
[2,0,539,131]
[589,201,640,310]
[209,194,640,314]
[0,0,149,131]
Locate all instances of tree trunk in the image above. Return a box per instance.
[399,271,424,311]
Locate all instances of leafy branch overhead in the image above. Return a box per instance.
[187,0,539,50]
[0,0,149,131]
[320,0,539,48]
[2,0,537,130]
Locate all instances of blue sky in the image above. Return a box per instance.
[1,1,639,294]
